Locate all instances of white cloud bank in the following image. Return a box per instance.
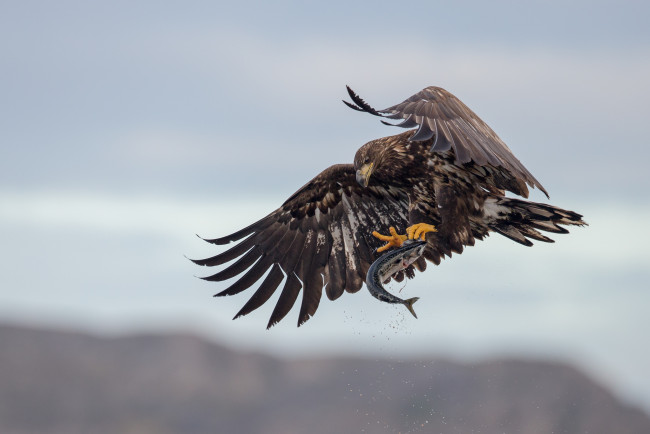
[0,188,649,411]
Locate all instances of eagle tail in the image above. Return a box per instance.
[485,197,586,246]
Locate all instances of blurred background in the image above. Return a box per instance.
[1,1,649,432]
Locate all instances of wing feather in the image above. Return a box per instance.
[344,85,549,198]
[215,254,274,296]
[233,264,285,320]
[339,210,364,294]
[194,164,411,327]
[267,273,302,328]
[191,234,255,266]
[200,246,261,282]
[298,231,330,325]
[325,221,347,300]
[203,214,277,245]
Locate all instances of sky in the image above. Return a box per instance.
[2,0,650,413]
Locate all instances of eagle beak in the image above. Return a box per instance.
[356,162,374,187]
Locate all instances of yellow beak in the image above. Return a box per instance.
[356,162,374,187]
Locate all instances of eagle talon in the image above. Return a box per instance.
[372,226,407,252]
[406,223,437,241]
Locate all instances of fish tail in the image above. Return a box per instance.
[404,297,419,319]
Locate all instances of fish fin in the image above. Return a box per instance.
[404,297,419,319]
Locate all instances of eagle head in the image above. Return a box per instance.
[354,133,412,188]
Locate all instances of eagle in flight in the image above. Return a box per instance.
[193,86,585,328]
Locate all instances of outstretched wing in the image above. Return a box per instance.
[344,86,548,198]
[192,164,412,328]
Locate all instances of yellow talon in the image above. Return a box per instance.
[406,223,437,241]
[372,223,436,252]
[372,226,407,252]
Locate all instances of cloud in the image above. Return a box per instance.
[1,188,649,411]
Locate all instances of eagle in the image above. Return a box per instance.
[193,86,585,328]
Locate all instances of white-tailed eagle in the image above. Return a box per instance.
[192,86,585,328]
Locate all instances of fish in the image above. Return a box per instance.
[365,240,427,318]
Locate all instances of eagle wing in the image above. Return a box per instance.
[192,164,415,328]
[344,86,549,198]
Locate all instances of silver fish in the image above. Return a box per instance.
[365,240,427,318]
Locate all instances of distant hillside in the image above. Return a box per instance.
[1,324,649,434]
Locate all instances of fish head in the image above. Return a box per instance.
[374,240,428,282]
[400,240,427,268]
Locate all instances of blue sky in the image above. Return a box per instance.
[2,0,650,413]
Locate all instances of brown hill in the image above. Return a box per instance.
[1,324,648,434]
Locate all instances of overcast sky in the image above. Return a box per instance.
[2,0,650,414]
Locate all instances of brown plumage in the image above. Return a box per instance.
[193,86,586,328]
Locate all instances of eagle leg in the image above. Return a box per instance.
[406,223,437,241]
[372,226,407,253]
